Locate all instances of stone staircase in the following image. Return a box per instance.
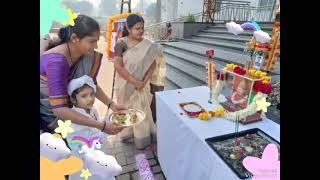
[161,21,280,123]
[161,21,280,91]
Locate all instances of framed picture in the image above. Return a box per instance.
[220,70,262,124]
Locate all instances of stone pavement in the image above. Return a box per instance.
[102,135,166,180]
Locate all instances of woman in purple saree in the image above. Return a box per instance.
[40,15,125,135]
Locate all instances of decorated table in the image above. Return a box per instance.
[156,86,280,180]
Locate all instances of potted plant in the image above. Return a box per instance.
[185,13,196,22]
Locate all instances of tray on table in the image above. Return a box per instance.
[205,128,280,179]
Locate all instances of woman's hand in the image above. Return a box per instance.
[143,78,150,86]
[134,79,145,90]
[103,121,125,135]
[110,103,128,113]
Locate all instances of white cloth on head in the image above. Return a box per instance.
[68,75,96,96]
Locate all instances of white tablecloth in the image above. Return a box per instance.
[156,86,280,180]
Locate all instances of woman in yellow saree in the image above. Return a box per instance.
[114,14,165,149]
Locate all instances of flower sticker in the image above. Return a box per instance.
[63,8,79,26]
[54,120,74,138]
[243,144,280,180]
[80,168,92,180]
[40,0,69,35]
[256,97,271,113]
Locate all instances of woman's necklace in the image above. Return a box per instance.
[66,43,74,65]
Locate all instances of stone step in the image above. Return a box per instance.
[165,48,279,82]
[166,54,207,83]
[164,78,180,90]
[208,25,274,31]
[164,47,226,71]
[162,41,249,66]
[211,21,275,27]
[166,64,204,89]
[200,29,272,36]
[197,31,255,41]
[193,34,251,43]
[164,77,180,91]
[180,37,245,52]
[162,41,280,75]
[191,35,245,46]
[164,52,279,91]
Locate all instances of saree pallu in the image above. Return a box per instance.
[150,45,166,123]
[40,51,103,132]
[115,38,165,149]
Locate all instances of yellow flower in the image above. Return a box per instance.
[198,112,210,120]
[262,80,269,84]
[249,69,256,74]
[259,72,267,78]
[226,64,234,70]
[215,109,225,116]
[262,76,270,81]
[254,71,261,78]
[219,109,225,115]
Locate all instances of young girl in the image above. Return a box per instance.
[66,75,106,151]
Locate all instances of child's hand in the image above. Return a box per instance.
[103,122,125,135]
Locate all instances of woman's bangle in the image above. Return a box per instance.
[108,101,114,109]
[101,121,107,132]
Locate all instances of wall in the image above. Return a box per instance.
[160,0,178,22]
[161,0,204,22]
[171,22,210,39]
[176,0,204,17]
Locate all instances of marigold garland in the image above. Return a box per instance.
[106,12,141,59]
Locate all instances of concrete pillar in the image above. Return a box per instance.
[156,0,161,23]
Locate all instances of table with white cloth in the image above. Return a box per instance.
[156,86,280,180]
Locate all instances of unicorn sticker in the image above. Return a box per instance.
[68,136,123,180]
[70,136,103,154]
